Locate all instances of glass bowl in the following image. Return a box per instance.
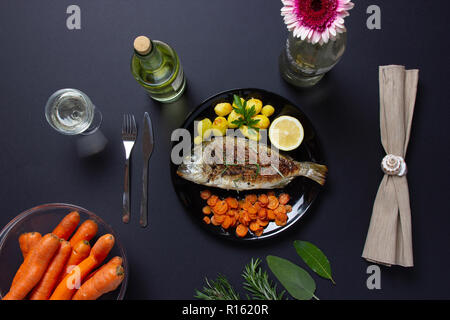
[0,203,128,300]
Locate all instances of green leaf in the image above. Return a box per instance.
[233,95,245,114]
[294,241,335,284]
[247,105,256,117]
[231,119,245,126]
[231,95,261,133]
[266,255,317,300]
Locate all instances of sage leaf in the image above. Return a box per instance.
[266,255,317,300]
[294,240,335,284]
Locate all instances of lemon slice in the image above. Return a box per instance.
[269,116,304,151]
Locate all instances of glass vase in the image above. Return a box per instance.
[279,31,347,88]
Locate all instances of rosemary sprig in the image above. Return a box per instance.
[251,163,260,179]
[231,95,260,131]
[242,258,286,300]
[220,163,260,179]
[220,162,240,176]
[194,274,240,300]
[195,259,286,300]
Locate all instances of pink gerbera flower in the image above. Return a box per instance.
[281,0,354,45]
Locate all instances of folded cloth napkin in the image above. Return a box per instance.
[362,65,419,267]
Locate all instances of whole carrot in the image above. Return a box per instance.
[52,211,80,240]
[50,234,115,300]
[12,232,47,286]
[3,233,60,300]
[84,256,122,282]
[60,240,91,281]
[18,232,42,259]
[28,240,72,300]
[72,258,124,300]
[69,219,98,247]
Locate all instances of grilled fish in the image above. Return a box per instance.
[177,137,327,191]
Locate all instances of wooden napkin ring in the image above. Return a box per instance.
[381,154,407,176]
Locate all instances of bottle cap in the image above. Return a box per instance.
[134,36,152,55]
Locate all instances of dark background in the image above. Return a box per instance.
[0,0,449,299]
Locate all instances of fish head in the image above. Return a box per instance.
[176,148,211,184]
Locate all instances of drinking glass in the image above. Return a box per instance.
[45,88,102,135]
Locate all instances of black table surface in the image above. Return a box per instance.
[0,0,449,300]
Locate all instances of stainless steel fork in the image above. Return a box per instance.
[122,114,137,223]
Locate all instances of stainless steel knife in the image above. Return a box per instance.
[140,112,154,228]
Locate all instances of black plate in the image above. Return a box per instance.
[170,88,325,241]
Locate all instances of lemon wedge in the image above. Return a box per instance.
[269,116,304,151]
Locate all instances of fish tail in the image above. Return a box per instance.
[299,162,328,186]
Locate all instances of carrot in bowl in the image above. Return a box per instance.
[69,219,98,247]
[29,240,72,300]
[50,234,115,300]
[84,256,123,283]
[60,240,91,281]
[11,232,56,287]
[52,211,80,240]
[3,233,61,300]
[72,257,124,300]
[19,232,42,259]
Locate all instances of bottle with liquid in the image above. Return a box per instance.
[131,35,186,103]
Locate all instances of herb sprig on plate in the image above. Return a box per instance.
[231,95,260,132]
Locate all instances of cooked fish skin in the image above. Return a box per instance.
[176,137,327,191]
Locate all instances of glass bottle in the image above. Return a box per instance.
[131,36,186,103]
[279,31,347,87]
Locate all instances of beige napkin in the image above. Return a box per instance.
[362,65,419,267]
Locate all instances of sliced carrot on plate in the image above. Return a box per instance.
[202,206,212,215]
[207,195,219,207]
[279,193,290,205]
[236,224,248,238]
[267,196,279,210]
[200,190,212,200]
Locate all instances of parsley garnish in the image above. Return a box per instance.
[231,95,260,132]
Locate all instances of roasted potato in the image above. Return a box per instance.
[214,102,233,117]
[227,110,244,128]
[246,98,263,114]
[252,114,270,129]
[261,105,275,117]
